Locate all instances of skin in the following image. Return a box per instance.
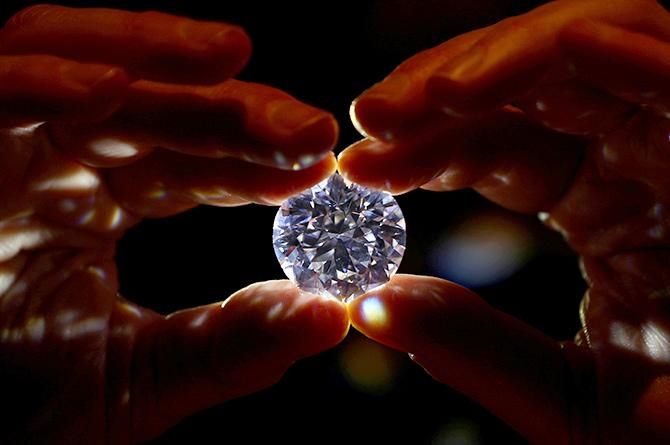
[0,5,348,444]
[341,0,670,444]
[4,1,670,444]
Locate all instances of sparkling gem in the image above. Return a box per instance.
[272,173,406,302]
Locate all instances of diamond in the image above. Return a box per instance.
[272,173,406,302]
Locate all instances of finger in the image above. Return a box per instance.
[558,20,670,116]
[426,0,670,116]
[0,5,251,84]
[348,274,570,445]
[48,80,338,169]
[131,280,349,442]
[105,150,337,217]
[350,28,487,142]
[338,109,583,213]
[0,55,129,128]
[513,80,636,137]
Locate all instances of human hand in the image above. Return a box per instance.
[0,5,348,443]
[339,0,670,443]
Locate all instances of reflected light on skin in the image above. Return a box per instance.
[649,203,664,219]
[0,326,23,343]
[431,418,482,445]
[359,296,389,328]
[191,187,232,203]
[189,311,210,329]
[649,225,665,239]
[7,122,44,137]
[77,209,96,225]
[118,301,143,319]
[266,301,285,321]
[349,100,370,138]
[61,317,107,340]
[0,316,46,343]
[107,206,124,229]
[55,309,79,325]
[121,390,130,406]
[0,228,52,262]
[8,280,27,297]
[338,335,401,395]
[147,188,168,200]
[602,144,618,163]
[26,316,46,342]
[428,212,534,288]
[87,265,107,280]
[59,199,77,213]
[610,320,670,363]
[273,151,288,168]
[32,168,100,192]
[110,324,134,338]
[609,321,638,352]
[491,172,511,186]
[0,269,17,296]
[641,321,670,362]
[89,138,139,158]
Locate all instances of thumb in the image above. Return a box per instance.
[131,280,349,442]
[347,274,573,445]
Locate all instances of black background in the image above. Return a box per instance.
[1,1,618,443]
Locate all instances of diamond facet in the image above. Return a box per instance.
[272,173,406,302]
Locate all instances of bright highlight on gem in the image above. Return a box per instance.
[272,173,406,302]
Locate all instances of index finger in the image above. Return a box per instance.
[0,4,252,84]
[347,274,579,445]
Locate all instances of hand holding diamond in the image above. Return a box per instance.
[340,0,670,443]
[0,5,347,443]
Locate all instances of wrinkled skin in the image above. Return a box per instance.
[0,5,349,444]
[4,1,670,444]
[341,0,670,444]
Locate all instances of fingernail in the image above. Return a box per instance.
[63,64,127,90]
[213,25,250,46]
[269,100,331,134]
[180,20,250,51]
[361,73,412,102]
[436,46,485,81]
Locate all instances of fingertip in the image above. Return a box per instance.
[347,293,391,335]
[285,111,339,170]
[80,66,130,121]
[259,99,338,170]
[309,293,351,348]
[337,140,419,195]
[259,151,338,205]
[351,74,417,141]
[347,274,482,353]
[212,25,253,79]
[351,94,394,141]
[224,280,349,353]
[175,19,252,81]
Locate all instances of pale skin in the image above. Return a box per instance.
[1,1,670,444]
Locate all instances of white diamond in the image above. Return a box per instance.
[272,173,406,302]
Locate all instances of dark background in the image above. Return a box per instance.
[0,1,610,443]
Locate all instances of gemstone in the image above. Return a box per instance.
[272,173,406,302]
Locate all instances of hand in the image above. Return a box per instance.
[0,5,348,443]
[339,0,670,443]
